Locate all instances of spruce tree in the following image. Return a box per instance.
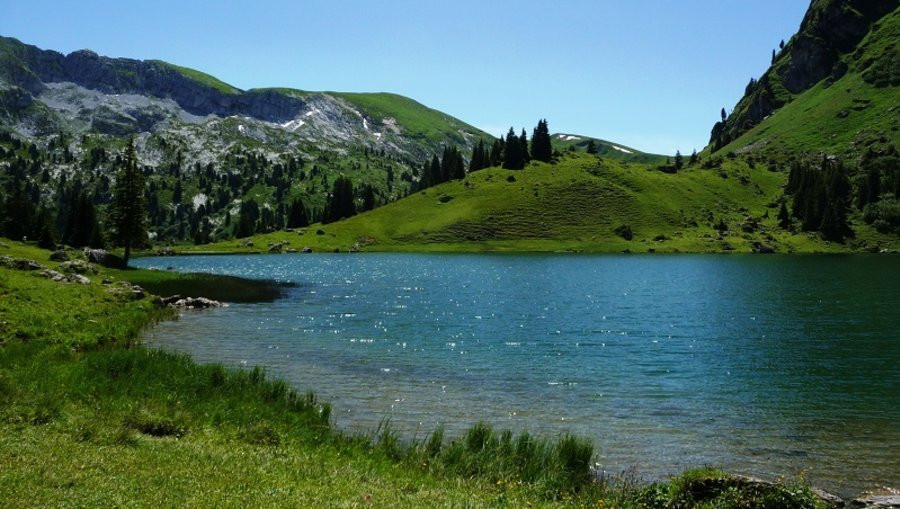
[674,150,684,170]
[502,128,524,170]
[429,155,441,186]
[490,138,504,167]
[324,176,356,223]
[469,140,486,173]
[585,140,598,154]
[689,149,698,166]
[108,140,147,264]
[35,207,56,249]
[530,119,553,163]
[287,198,310,228]
[2,185,35,241]
[519,129,530,163]
[777,202,791,229]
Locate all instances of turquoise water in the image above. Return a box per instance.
[135,254,900,495]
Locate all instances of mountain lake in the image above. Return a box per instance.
[134,253,900,496]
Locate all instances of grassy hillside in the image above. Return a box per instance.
[552,133,669,165]
[150,60,243,95]
[332,91,491,144]
[183,153,899,255]
[715,71,898,160]
[711,4,899,160]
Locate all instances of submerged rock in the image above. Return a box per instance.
[851,488,900,508]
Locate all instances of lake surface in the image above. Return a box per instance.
[135,253,900,496]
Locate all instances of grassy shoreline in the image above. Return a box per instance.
[0,239,841,507]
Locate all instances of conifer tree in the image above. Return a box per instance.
[429,155,441,186]
[469,140,487,172]
[689,149,698,166]
[503,128,524,170]
[489,138,504,167]
[324,176,356,223]
[287,198,310,228]
[107,140,147,264]
[35,207,56,249]
[530,119,553,163]
[585,140,598,154]
[778,202,791,229]
[721,108,727,122]
[1,185,34,241]
[674,150,684,170]
[519,129,530,163]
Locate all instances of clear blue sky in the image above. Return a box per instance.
[2,0,810,155]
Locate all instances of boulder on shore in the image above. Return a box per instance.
[0,255,44,271]
[60,260,99,275]
[160,295,226,309]
[83,248,126,269]
[49,250,70,262]
[752,242,776,254]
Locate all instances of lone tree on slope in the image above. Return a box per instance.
[108,139,148,265]
[530,119,553,163]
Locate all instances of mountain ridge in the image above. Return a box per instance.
[709,0,899,158]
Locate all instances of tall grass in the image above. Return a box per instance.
[121,271,292,303]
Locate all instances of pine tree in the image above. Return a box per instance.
[530,119,553,163]
[490,138,504,167]
[469,140,486,172]
[361,185,376,212]
[502,127,524,170]
[674,150,684,170]
[585,140,598,155]
[429,155,441,186]
[519,129,530,163]
[287,198,310,228]
[777,202,791,229]
[1,185,35,241]
[721,108,727,122]
[689,149,698,166]
[820,197,849,241]
[35,207,56,249]
[324,176,356,223]
[107,140,147,264]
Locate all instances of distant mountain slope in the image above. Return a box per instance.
[709,0,899,159]
[551,133,668,164]
[0,35,489,162]
[186,153,899,254]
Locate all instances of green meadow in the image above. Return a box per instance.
[0,240,831,507]
[181,153,898,256]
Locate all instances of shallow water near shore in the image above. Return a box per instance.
[135,253,900,496]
